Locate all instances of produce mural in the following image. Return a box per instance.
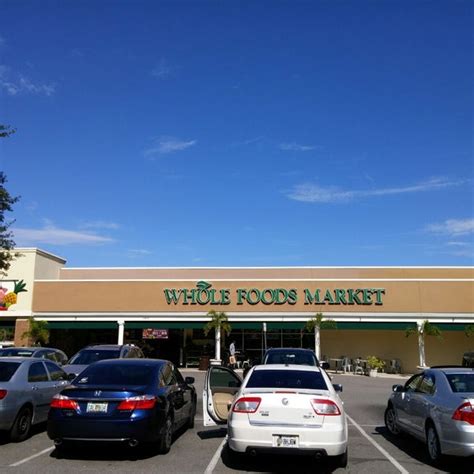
[0,280,27,311]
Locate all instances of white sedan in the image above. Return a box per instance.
[203,364,348,467]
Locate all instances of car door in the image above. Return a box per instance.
[44,361,69,394]
[27,361,53,422]
[410,373,436,438]
[203,366,242,427]
[395,373,423,432]
[174,367,193,426]
[160,363,185,426]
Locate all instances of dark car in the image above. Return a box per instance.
[47,359,196,453]
[263,348,321,366]
[384,366,474,463]
[0,347,68,366]
[0,358,69,441]
[62,344,144,378]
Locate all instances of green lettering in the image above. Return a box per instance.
[237,289,247,305]
[323,289,335,304]
[164,289,180,304]
[373,288,385,305]
[246,289,260,305]
[334,289,347,304]
[220,289,231,305]
[288,289,298,305]
[348,289,362,305]
[261,289,274,305]
[304,289,320,304]
[362,289,372,305]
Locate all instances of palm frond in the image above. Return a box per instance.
[465,324,474,337]
[305,313,336,331]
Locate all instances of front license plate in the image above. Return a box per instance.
[273,435,299,448]
[86,402,108,413]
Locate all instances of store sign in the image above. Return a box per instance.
[163,281,385,306]
[142,328,168,339]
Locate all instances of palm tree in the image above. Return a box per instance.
[406,320,442,368]
[465,325,474,338]
[22,317,49,346]
[204,310,231,362]
[305,312,337,360]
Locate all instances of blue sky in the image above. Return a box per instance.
[1,1,473,267]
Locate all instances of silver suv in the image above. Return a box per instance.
[63,344,144,378]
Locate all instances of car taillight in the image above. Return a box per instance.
[117,395,157,411]
[452,402,474,425]
[51,394,79,410]
[0,389,7,400]
[232,397,261,413]
[311,398,341,416]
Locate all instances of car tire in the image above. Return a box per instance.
[157,414,173,454]
[426,423,442,464]
[334,448,348,469]
[10,406,32,442]
[384,405,401,436]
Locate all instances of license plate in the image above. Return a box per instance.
[273,435,299,448]
[86,402,108,413]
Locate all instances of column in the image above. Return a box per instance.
[117,319,125,345]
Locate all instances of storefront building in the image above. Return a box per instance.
[1,248,473,373]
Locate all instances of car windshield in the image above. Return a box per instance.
[0,348,34,357]
[445,373,474,393]
[68,349,121,365]
[246,369,328,390]
[264,351,317,365]
[0,361,21,381]
[75,364,156,386]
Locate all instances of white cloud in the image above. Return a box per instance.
[0,65,55,96]
[13,224,115,245]
[80,220,120,230]
[287,177,465,203]
[279,142,318,152]
[151,59,172,79]
[128,249,152,257]
[144,137,197,156]
[426,218,474,237]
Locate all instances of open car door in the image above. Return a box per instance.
[203,365,242,426]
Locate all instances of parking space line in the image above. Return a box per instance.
[204,438,226,474]
[9,446,54,467]
[346,414,409,474]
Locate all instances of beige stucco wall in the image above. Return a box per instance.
[1,248,65,312]
[321,330,474,374]
[32,279,474,314]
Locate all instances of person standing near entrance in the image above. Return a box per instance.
[229,340,236,368]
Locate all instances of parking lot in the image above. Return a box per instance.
[0,370,472,473]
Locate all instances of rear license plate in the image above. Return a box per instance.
[273,435,299,448]
[86,402,108,413]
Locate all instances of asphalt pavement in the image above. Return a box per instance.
[0,369,472,473]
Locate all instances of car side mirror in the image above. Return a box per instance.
[321,362,330,371]
[392,384,404,393]
[184,376,195,385]
[67,373,76,382]
[333,383,343,392]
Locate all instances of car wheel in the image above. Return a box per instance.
[10,406,32,442]
[426,423,442,464]
[158,415,173,454]
[384,406,401,436]
[334,448,348,469]
[187,401,196,429]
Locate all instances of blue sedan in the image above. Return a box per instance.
[47,359,196,453]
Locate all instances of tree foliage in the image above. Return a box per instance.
[465,325,474,337]
[22,318,50,346]
[0,125,20,276]
[406,320,442,339]
[305,312,337,332]
[204,310,231,337]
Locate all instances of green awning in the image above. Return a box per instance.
[125,322,204,329]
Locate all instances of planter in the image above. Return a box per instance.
[369,369,378,378]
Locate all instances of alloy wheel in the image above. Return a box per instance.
[426,425,441,462]
[384,407,400,435]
